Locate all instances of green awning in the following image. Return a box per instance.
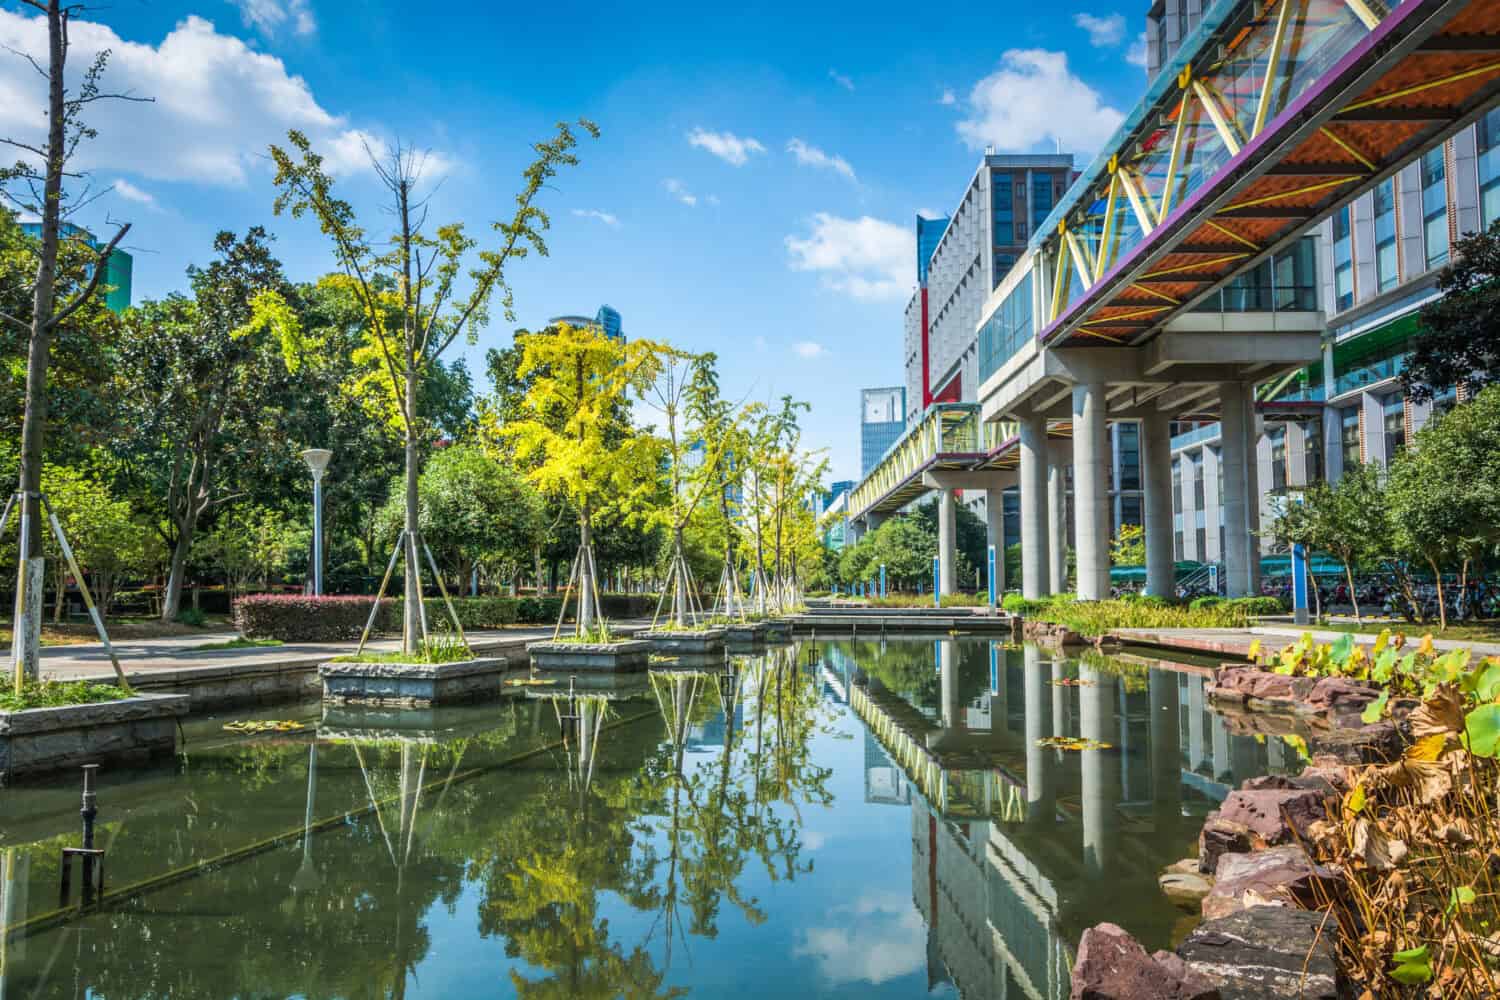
[1332,309,1419,369]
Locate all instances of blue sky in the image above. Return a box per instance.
[0,0,1155,482]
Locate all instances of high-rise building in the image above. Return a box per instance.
[860,387,905,476]
[15,217,132,314]
[547,304,625,341]
[1143,0,1206,82]
[903,154,1075,423]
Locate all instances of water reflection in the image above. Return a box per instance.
[0,640,1297,999]
[832,637,1298,999]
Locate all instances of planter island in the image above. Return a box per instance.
[641,627,727,656]
[0,693,189,784]
[319,657,508,707]
[527,639,653,673]
[725,621,770,646]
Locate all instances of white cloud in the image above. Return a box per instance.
[686,127,766,166]
[939,88,956,106]
[0,11,447,187]
[571,208,620,227]
[785,213,913,302]
[786,139,856,181]
[664,178,698,207]
[828,68,854,92]
[112,178,159,209]
[231,0,316,38]
[1073,12,1126,46]
[794,891,927,987]
[793,341,827,359]
[957,49,1125,155]
[1126,31,1149,68]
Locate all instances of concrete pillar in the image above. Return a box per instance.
[1141,413,1176,597]
[1219,381,1258,598]
[1024,645,1054,825]
[1019,414,1049,599]
[1072,382,1110,600]
[1047,438,1070,594]
[1180,449,1198,562]
[986,487,1005,597]
[937,488,956,596]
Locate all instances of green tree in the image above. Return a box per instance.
[503,324,662,634]
[28,464,142,620]
[1110,523,1145,566]
[1401,221,1500,401]
[195,506,301,598]
[267,121,597,652]
[869,516,937,590]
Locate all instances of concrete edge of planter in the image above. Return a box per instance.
[319,656,507,680]
[641,627,728,640]
[0,692,190,737]
[526,639,654,654]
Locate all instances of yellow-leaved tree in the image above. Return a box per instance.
[503,324,663,637]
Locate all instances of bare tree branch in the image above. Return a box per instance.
[49,221,128,329]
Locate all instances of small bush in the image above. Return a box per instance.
[176,606,208,627]
[1189,596,1225,611]
[235,595,390,642]
[1227,595,1287,615]
[516,595,565,624]
[391,597,519,630]
[0,680,130,712]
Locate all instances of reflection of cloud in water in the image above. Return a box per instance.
[793,890,926,985]
[802,830,829,850]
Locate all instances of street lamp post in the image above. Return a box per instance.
[301,449,333,596]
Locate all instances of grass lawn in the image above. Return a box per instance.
[1301,620,1500,645]
[193,637,283,651]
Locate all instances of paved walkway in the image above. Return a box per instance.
[40,628,555,683]
[1110,625,1500,661]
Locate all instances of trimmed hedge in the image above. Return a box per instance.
[235,595,388,642]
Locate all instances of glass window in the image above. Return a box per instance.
[1421,146,1448,270]
[1305,418,1324,484]
[1032,173,1054,234]
[1332,205,1354,312]
[1340,406,1360,465]
[1172,457,1183,513]
[992,171,1014,245]
[1373,179,1398,293]
[1116,422,1140,491]
[1120,494,1142,527]
[1480,107,1500,230]
[1383,393,1406,458]
[1192,452,1205,511]
[993,253,1016,289]
[1431,385,1458,419]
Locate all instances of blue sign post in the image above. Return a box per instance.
[1208,564,1219,595]
[880,564,887,598]
[989,641,999,693]
[987,544,997,608]
[1292,543,1309,625]
[932,557,940,607]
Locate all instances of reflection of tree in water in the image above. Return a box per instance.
[479,647,840,995]
[830,638,991,708]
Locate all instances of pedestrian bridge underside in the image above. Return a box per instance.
[851,0,1500,536]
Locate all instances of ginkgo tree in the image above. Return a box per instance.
[265,121,596,653]
[683,354,751,620]
[504,324,662,637]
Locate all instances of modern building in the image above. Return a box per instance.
[16,217,133,314]
[860,387,905,476]
[547,304,625,341]
[1143,0,1208,82]
[903,155,1076,424]
[822,480,854,513]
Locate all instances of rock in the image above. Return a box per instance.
[1164,857,1201,876]
[1198,815,1253,874]
[1160,871,1214,910]
[1240,774,1299,791]
[1308,721,1400,764]
[1177,906,1340,999]
[1203,845,1334,920]
[1071,923,1221,1000]
[1288,759,1349,796]
[1151,952,1219,999]
[1211,667,1315,705]
[1304,676,1380,715]
[1216,788,1329,845]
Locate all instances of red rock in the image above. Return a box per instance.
[1216,788,1329,845]
[1198,815,1253,874]
[1305,676,1380,714]
[1202,844,1335,920]
[1071,923,1222,1000]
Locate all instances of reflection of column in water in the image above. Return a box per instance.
[1052,659,1067,739]
[1080,664,1120,875]
[0,846,29,998]
[939,639,960,731]
[290,742,322,895]
[1149,669,1183,831]
[1211,712,1230,784]
[1187,674,1206,772]
[1024,645,1054,825]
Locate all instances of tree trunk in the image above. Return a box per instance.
[53,560,65,623]
[161,519,196,623]
[1429,556,1448,632]
[671,526,688,626]
[577,510,595,634]
[402,366,421,654]
[1342,560,1361,623]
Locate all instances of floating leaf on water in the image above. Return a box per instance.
[223,720,305,734]
[505,678,557,687]
[1035,736,1112,752]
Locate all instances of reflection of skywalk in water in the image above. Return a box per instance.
[842,636,1301,999]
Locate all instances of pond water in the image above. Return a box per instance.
[0,638,1301,999]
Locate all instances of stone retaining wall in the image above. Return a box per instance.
[320,657,507,707]
[0,693,189,784]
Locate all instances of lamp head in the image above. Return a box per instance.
[301,448,333,476]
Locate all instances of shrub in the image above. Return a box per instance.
[600,593,658,619]
[1189,595,1225,611]
[516,595,565,624]
[234,595,390,642]
[939,592,985,608]
[1227,595,1287,615]
[391,597,519,630]
[175,606,208,627]
[0,680,130,711]
[1028,597,1248,635]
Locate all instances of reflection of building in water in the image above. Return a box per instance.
[849,639,1298,999]
[864,729,910,806]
